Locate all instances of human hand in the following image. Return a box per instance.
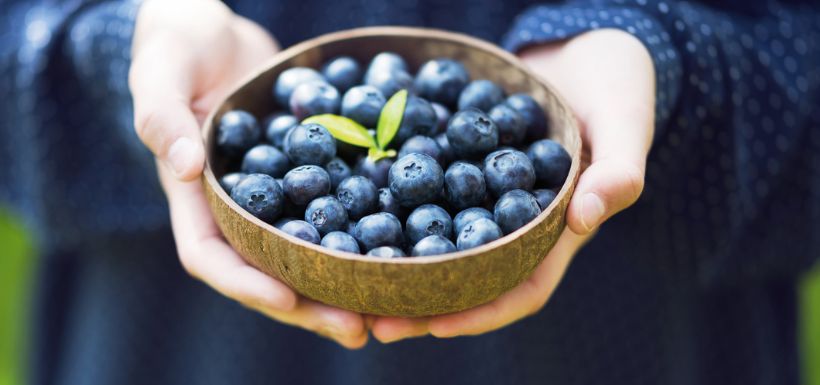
[129,0,368,348]
[372,29,655,342]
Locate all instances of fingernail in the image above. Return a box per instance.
[579,193,605,231]
[166,137,194,177]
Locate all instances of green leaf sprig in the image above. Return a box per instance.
[303,89,408,162]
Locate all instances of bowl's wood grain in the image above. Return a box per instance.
[201,27,581,316]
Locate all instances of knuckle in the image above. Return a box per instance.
[618,161,646,203]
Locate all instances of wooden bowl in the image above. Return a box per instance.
[201,27,581,317]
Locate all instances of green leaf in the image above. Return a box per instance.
[367,147,397,162]
[376,89,408,149]
[303,114,376,148]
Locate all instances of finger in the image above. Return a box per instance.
[159,165,297,312]
[428,229,590,338]
[129,35,205,181]
[254,299,369,350]
[371,316,430,343]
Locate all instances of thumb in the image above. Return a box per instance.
[566,111,652,235]
[129,35,205,181]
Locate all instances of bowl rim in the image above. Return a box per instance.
[202,26,582,265]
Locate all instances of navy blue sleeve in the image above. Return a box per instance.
[503,1,820,283]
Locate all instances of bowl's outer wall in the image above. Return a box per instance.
[202,28,581,316]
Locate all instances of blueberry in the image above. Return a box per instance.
[283,165,331,205]
[431,102,451,134]
[414,59,470,106]
[230,173,284,222]
[483,149,536,197]
[279,220,321,244]
[345,220,357,235]
[405,204,453,245]
[398,135,444,164]
[366,246,406,258]
[283,123,336,166]
[265,113,298,148]
[377,187,406,220]
[217,110,261,155]
[365,68,413,98]
[489,104,526,146]
[354,212,404,251]
[456,218,503,251]
[219,172,246,193]
[434,133,455,165]
[393,96,437,145]
[443,161,486,210]
[367,52,408,74]
[336,176,378,220]
[494,189,541,234]
[325,157,352,190]
[273,217,297,229]
[305,196,348,235]
[526,139,571,188]
[341,85,385,128]
[289,80,340,120]
[457,80,505,112]
[533,189,558,210]
[411,235,457,256]
[321,56,361,93]
[321,231,361,253]
[506,93,549,141]
[453,207,494,235]
[446,108,499,158]
[354,156,393,188]
[274,67,325,107]
[388,153,444,207]
[241,144,290,178]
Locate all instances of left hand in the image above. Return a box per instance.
[371,29,656,342]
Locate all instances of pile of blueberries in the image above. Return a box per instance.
[217,52,571,258]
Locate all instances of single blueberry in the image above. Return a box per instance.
[446,108,499,159]
[273,217,297,229]
[483,149,536,197]
[321,231,361,254]
[393,96,437,145]
[230,173,284,223]
[336,176,378,220]
[494,189,542,234]
[388,153,444,207]
[321,56,361,93]
[489,104,526,146]
[444,161,487,210]
[341,85,386,128]
[414,59,470,106]
[405,204,453,245]
[241,144,290,178]
[219,172,246,194]
[506,93,549,142]
[280,220,321,244]
[411,235,457,256]
[366,246,406,258]
[283,165,331,205]
[533,189,558,211]
[453,207,494,235]
[274,67,325,107]
[457,80,505,112]
[365,68,413,98]
[398,135,444,164]
[367,52,408,74]
[354,212,404,251]
[431,102,451,134]
[354,156,393,188]
[325,157,352,190]
[456,218,503,251]
[527,139,572,188]
[283,123,337,166]
[305,195,349,235]
[217,110,261,155]
[434,133,455,166]
[345,220,357,236]
[289,80,341,120]
[377,187,406,220]
[264,113,298,148]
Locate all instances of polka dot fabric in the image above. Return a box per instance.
[2,1,818,385]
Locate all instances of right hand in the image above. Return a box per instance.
[129,0,369,349]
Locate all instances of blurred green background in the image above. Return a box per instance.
[0,209,818,385]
